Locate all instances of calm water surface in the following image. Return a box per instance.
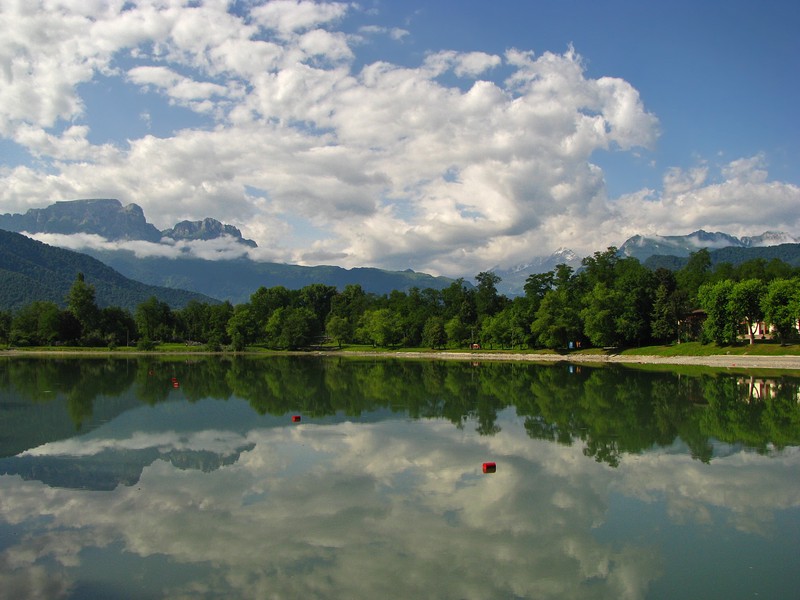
[0,356,798,599]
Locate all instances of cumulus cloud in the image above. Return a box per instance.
[0,1,795,276]
[611,156,800,243]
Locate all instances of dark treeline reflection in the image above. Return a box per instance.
[2,356,799,465]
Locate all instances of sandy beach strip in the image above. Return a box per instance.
[328,350,800,371]
[3,348,800,371]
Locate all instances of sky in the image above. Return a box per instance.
[0,0,798,277]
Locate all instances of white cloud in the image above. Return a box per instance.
[127,65,232,113]
[0,1,795,277]
[358,25,410,41]
[250,0,351,35]
[27,231,259,261]
[423,50,502,78]
[611,156,800,243]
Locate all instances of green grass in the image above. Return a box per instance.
[619,341,800,357]
[4,340,799,358]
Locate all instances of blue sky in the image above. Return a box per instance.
[0,0,798,276]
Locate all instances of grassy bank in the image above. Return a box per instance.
[617,341,800,357]
[2,340,799,358]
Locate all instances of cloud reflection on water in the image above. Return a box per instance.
[1,407,799,599]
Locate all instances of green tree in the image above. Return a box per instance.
[265,306,316,349]
[11,301,63,345]
[359,308,402,347]
[651,283,679,343]
[421,316,446,349]
[0,310,11,344]
[531,288,581,349]
[135,296,173,341]
[178,300,211,342]
[580,283,620,347]
[677,249,712,304]
[326,314,350,348]
[66,272,100,341]
[227,304,257,350]
[612,258,655,346]
[729,279,765,344]
[697,280,737,345]
[442,278,477,330]
[299,283,337,337]
[99,306,136,347]
[761,278,799,344]
[650,268,685,343]
[581,247,619,288]
[250,285,293,325]
[524,271,555,308]
[531,264,581,349]
[444,315,469,348]
[207,301,234,347]
[474,271,504,319]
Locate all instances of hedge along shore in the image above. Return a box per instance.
[3,348,800,371]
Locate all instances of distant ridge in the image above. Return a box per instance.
[619,229,798,262]
[0,229,217,311]
[82,249,464,305]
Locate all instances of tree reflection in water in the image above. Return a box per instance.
[1,356,798,465]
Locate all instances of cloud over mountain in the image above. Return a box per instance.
[0,2,797,278]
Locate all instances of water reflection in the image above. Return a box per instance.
[2,356,799,465]
[0,357,798,599]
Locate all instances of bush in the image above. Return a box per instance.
[137,338,155,351]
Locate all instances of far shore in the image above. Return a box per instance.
[3,347,800,371]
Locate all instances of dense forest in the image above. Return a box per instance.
[1,247,799,351]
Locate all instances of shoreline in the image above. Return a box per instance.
[322,350,800,371]
[3,348,800,371]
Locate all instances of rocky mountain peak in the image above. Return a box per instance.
[0,198,162,242]
[0,199,257,248]
[161,218,257,247]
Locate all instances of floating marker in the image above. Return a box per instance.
[292,415,301,423]
[482,462,496,474]
[173,382,180,388]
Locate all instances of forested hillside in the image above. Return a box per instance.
[0,230,217,311]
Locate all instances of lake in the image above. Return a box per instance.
[1,355,799,599]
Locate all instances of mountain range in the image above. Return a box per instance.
[1,199,798,302]
[0,198,257,247]
[618,230,799,262]
[0,199,462,304]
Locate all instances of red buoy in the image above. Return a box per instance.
[291,415,301,422]
[482,462,496,473]
[173,382,180,388]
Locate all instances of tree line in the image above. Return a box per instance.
[0,248,798,350]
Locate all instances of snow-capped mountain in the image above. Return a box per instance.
[618,230,799,262]
[491,248,582,296]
